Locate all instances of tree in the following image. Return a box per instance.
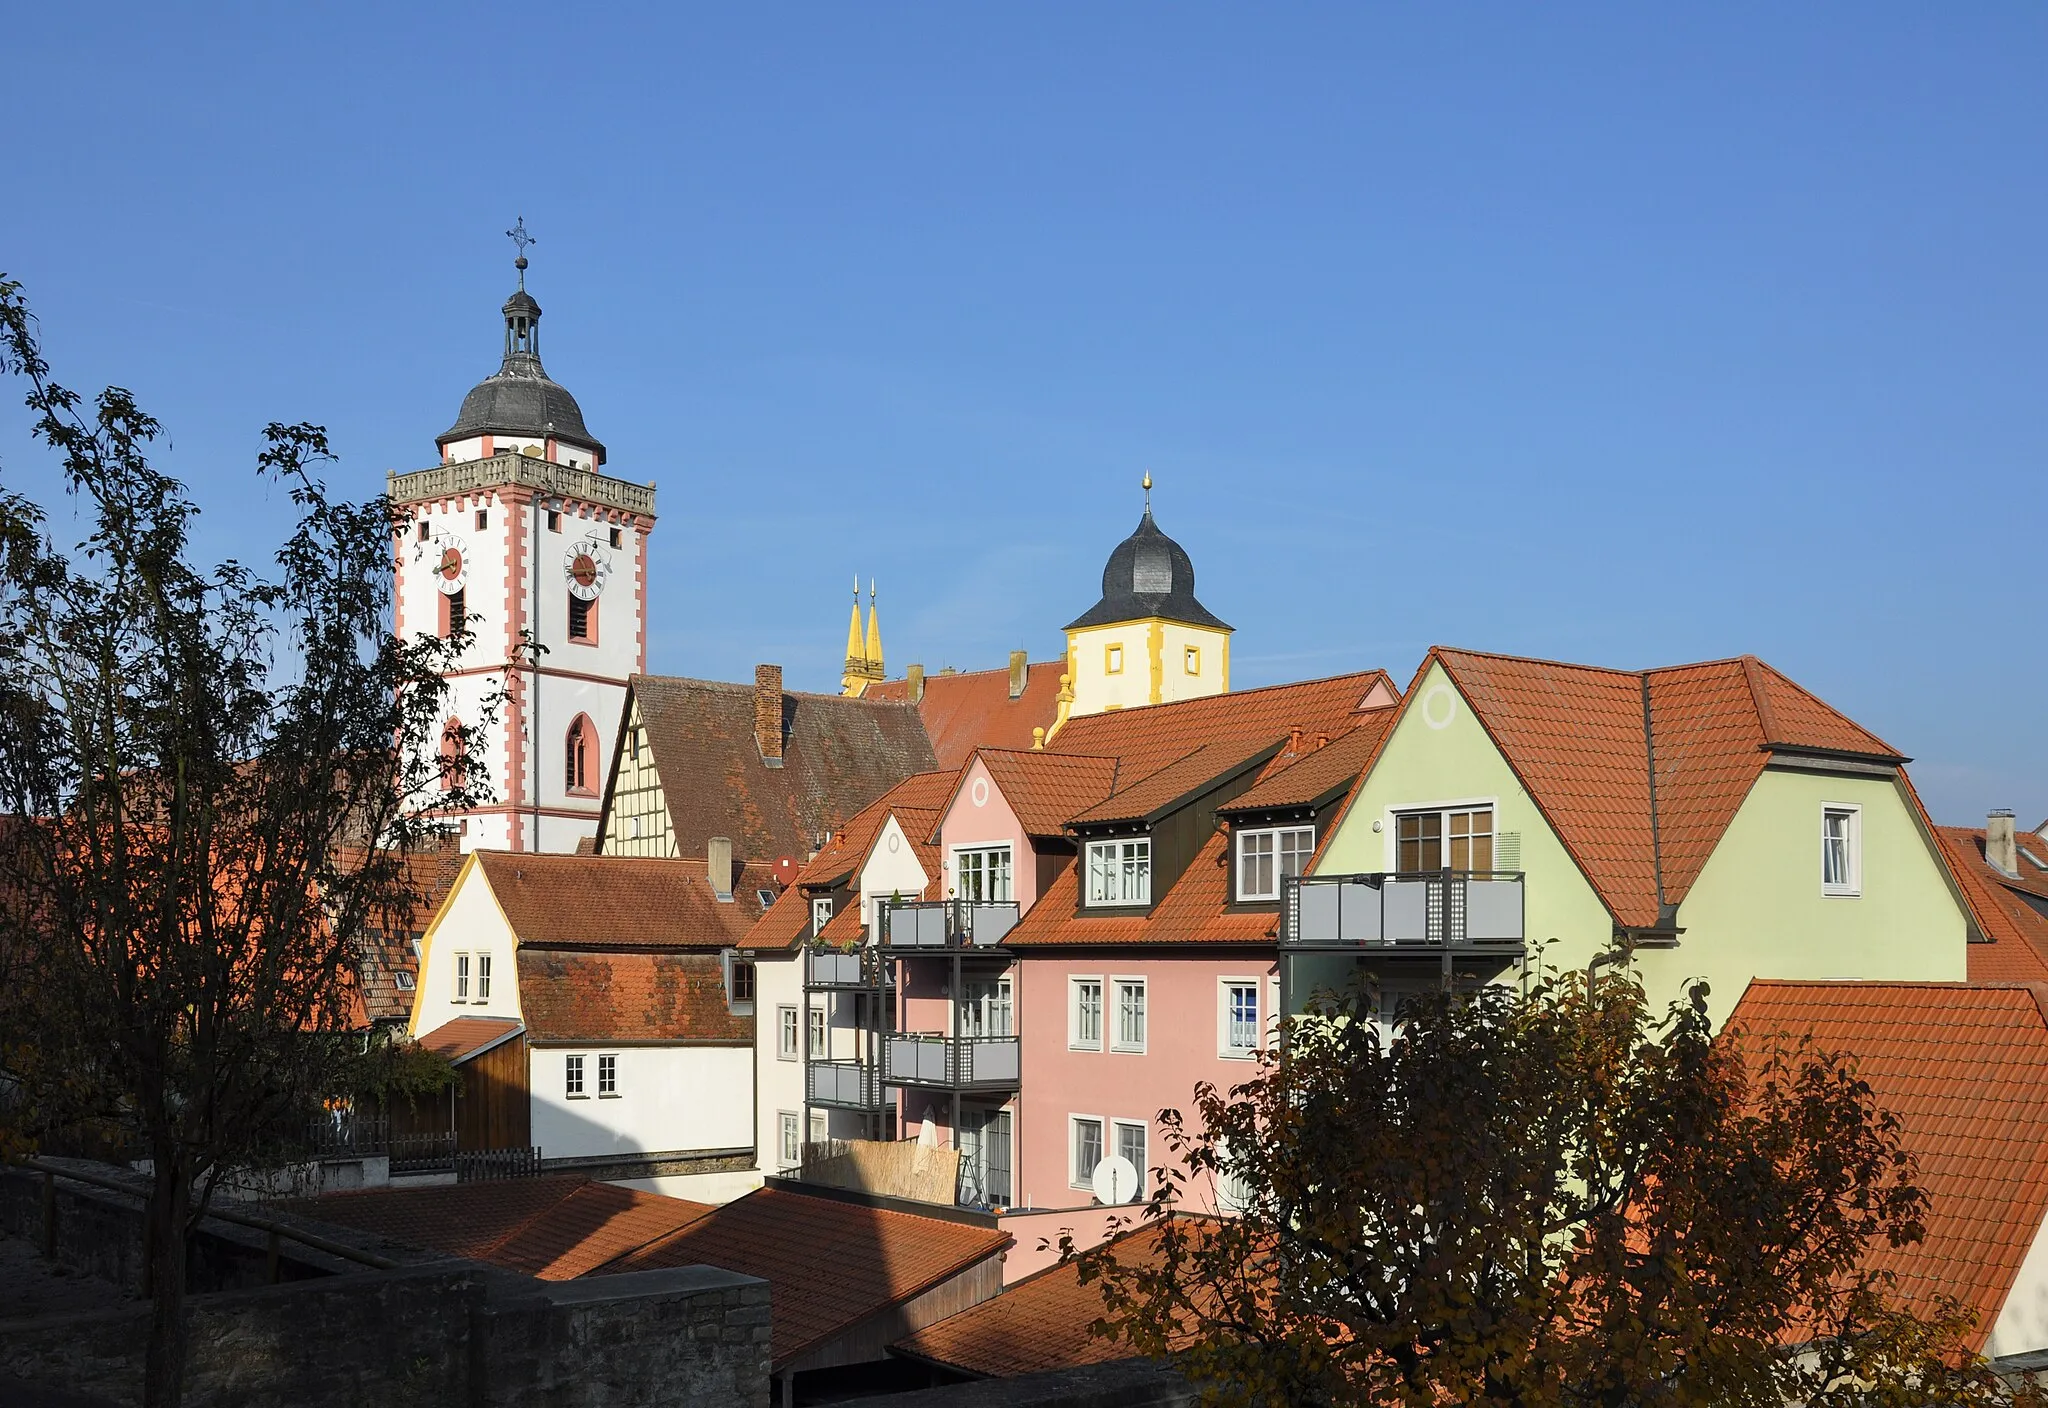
[0,277,501,1407]
[1065,966,2046,1407]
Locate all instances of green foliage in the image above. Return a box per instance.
[339,1031,458,1108]
[1064,966,2045,1407]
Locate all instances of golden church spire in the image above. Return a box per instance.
[842,576,868,696]
[863,579,883,681]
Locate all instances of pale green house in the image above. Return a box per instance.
[1285,648,1973,1026]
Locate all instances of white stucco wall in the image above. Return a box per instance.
[754,952,806,1173]
[529,1043,753,1160]
[408,860,522,1036]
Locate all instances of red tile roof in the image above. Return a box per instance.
[1724,980,2048,1351]
[345,843,465,1025]
[867,661,1068,769]
[1937,827,2048,983]
[893,1219,1180,1377]
[594,1185,1011,1369]
[1006,826,1279,948]
[416,1015,523,1064]
[516,949,749,1043]
[968,751,1123,838]
[472,852,776,950]
[1068,737,1279,827]
[609,673,937,864]
[1220,712,1398,815]
[287,1175,713,1279]
[1048,671,1397,778]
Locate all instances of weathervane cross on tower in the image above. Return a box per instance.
[506,216,536,289]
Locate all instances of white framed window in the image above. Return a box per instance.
[475,952,492,1002]
[776,1005,799,1061]
[454,952,470,1001]
[1823,805,1861,897]
[1220,980,1260,1057]
[1214,1136,1254,1213]
[778,1111,801,1170]
[597,1053,618,1096]
[1105,643,1124,675]
[808,1007,828,1059]
[811,896,833,933]
[953,845,1014,903]
[564,1054,585,1098]
[1184,645,1201,674]
[1113,978,1147,1053]
[1085,838,1151,906]
[1070,977,1104,1050]
[959,978,1013,1037]
[1113,1119,1147,1185]
[1071,1115,1105,1188]
[1236,826,1314,901]
[1395,806,1494,873]
[809,1109,828,1143]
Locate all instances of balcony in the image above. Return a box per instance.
[1283,871,1525,953]
[878,899,1019,952]
[804,947,895,990]
[807,1060,891,1110]
[882,1034,1022,1090]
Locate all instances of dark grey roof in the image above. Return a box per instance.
[438,291,604,457]
[1065,509,1231,632]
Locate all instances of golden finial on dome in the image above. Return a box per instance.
[1141,472,1152,511]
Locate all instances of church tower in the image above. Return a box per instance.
[1063,477,1231,717]
[840,579,885,696]
[389,223,657,853]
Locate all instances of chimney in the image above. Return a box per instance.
[708,836,734,902]
[1009,651,1029,700]
[907,663,925,704]
[754,664,784,768]
[1287,727,1303,756]
[1988,809,2019,877]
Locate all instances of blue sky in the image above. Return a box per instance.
[3,4,2044,825]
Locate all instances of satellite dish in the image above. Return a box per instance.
[773,856,797,886]
[1091,1154,1140,1206]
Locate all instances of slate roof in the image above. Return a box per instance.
[286,1175,713,1279]
[415,1015,524,1064]
[1937,826,2048,983]
[866,661,1068,770]
[438,289,604,455]
[471,852,776,950]
[611,674,937,864]
[1066,508,1230,632]
[1326,650,1911,930]
[893,1220,1180,1377]
[1725,981,2048,1352]
[594,1186,1011,1369]
[516,949,749,1044]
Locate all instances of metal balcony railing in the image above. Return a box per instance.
[807,1059,891,1110]
[1283,871,1526,951]
[882,1034,1022,1089]
[879,899,1019,951]
[804,947,895,990]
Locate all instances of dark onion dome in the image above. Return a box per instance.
[1065,507,1231,632]
[437,287,605,460]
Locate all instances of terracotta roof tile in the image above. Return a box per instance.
[1725,981,2048,1350]
[416,1015,523,1063]
[894,1220,1179,1376]
[1220,711,1397,815]
[1048,671,1397,778]
[516,949,749,1043]
[1069,737,1279,828]
[1740,656,1905,760]
[482,1182,717,1278]
[1936,827,2048,983]
[614,673,937,864]
[1006,827,1277,948]
[594,1186,1010,1368]
[473,852,777,950]
[971,751,1122,838]
[342,844,465,1025]
[867,661,1067,769]
[1645,660,1771,904]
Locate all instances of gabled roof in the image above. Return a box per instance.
[416,1015,523,1064]
[1067,737,1280,829]
[516,950,749,1044]
[608,673,937,863]
[1048,670,1398,778]
[593,1185,1011,1370]
[1334,649,1911,930]
[893,1219,1179,1377]
[866,661,1068,770]
[1005,826,1279,948]
[966,750,1122,838]
[1937,826,2048,983]
[1220,711,1400,816]
[286,1175,714,1280]
[346,842,466,1025]
[1725,981,2048,1352]
[472,852,776,950]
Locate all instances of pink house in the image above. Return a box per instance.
[877,673,1400,1274]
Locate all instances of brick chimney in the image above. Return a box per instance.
[754,664,784,768]
[907,664,925,704]
[1988,809,2019,877]
[708,835,734,902]
[1009,651,1029,700]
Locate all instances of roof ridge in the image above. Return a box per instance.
[1432,645,1643,680]
[1738,655,1784,743]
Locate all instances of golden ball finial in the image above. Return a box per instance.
[1141,472,1152,492]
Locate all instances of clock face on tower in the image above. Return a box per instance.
[415,531,468,595]
[564,537,613,601]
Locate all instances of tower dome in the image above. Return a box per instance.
[437,270,605,462]
[1066,503,1230,632]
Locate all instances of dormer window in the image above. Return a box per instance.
[1085,837,1151,906]
[1237,826,1314,901]
[812,896,834,934]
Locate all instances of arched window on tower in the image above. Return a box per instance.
[565,715,596,796]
